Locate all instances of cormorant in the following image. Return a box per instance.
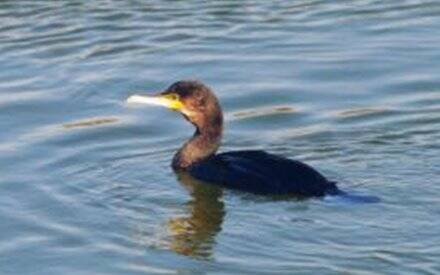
[127,80,341,197]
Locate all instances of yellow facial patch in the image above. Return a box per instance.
[162,94,184,110]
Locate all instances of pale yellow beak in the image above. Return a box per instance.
[126,94,184,111]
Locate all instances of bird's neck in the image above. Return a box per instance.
[172,117,223,170]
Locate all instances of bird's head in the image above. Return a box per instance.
[127,80,223,131]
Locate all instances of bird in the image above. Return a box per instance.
[127,80,341,197]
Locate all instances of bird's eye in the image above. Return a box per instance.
[166,93,179,101]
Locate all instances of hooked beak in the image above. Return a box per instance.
[126,93,184,111]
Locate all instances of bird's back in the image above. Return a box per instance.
[188,150,339,196]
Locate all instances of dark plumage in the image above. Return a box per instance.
[189,150,339,196]
[127,80,341,197]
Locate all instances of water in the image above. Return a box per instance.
[1,1,440,274]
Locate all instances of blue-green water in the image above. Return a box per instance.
[1,1,440,274]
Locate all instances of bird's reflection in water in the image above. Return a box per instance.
[167,171,225,260]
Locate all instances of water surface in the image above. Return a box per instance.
[1,1,440,274]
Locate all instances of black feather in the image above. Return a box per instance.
[189,150,340,196]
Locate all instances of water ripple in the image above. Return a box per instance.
[1,0,440,274]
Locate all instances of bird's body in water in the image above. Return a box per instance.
[127,80,341,197]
